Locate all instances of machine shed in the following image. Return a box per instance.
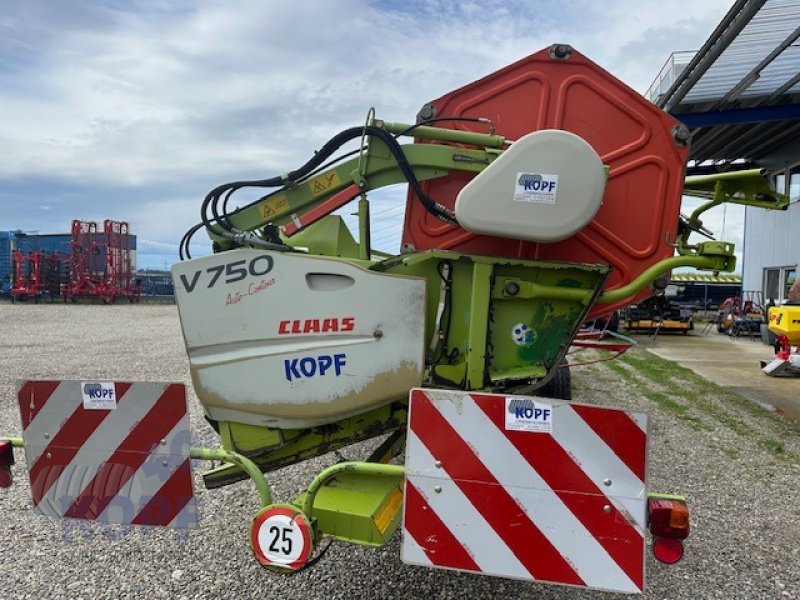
[647,0,800,305]
[647,0,800,173]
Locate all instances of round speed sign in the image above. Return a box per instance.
[250,505,313,570]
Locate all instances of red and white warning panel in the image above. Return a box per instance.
[401,389,648,595]
[17,380,197,528]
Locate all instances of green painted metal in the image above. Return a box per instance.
[376,120,507,148]
[189,446,273,507]
[213,143,497,249]
[187,121,794,543]
[648,492,687,502]
[597,247,736,305]
[684,167,783,200]
[491,278,594,304]
[3,437,23,447]
[670,273,741,283]
[300,462,405,518]
[466,262,493,389]
[202,402,408,490]
[680,168,789,255]
[285,216,362,259]
[375,251,609,390]
[294,467,405,546]
[596,170,783,306]
[357,194,370,260]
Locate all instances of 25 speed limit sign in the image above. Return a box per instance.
[251,504,313,570]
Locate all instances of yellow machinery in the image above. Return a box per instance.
[762,305,800,376]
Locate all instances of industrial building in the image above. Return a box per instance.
[648,0,800,305]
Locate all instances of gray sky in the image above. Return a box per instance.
[0,0,737,269]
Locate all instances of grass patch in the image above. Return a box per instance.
[759,438,785,455]
[611,349,799,464]
[605,359,707,429]
[721,447,740,459]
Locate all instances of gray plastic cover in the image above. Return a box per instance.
[455,130,606,243]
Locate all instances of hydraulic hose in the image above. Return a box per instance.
[187,122,464,259]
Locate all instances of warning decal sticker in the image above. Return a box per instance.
[307,171,341,197]
[259,193,289,220]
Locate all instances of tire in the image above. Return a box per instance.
[607,311,620,332]
[538,359,572,400]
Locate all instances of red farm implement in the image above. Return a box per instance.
[63,219,141,303]
[10,250,42,301]
[10,250,66,302]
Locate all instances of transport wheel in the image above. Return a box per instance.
[538,359,572,400]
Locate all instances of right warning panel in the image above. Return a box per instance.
[401,388,648,595]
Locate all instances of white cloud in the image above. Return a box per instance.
[0,0,733,267]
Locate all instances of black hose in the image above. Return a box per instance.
[179,222,205,260]
[213,126,455,226]
[185,121,467,259]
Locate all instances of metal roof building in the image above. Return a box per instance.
[647,0,800,304]
[647,0,800,174]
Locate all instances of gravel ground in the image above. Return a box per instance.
[1,303,799,599]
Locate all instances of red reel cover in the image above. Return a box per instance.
[402,46,688,318]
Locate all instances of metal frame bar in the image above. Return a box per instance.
[215,142,496,249]
[764,71,800,104]
[688,125,737,159]
[300,462,405,519]
[676,103,800,128]
[750,121,800,159]
[701,120,785,160]
[189,446,274,507]
[716,121,790,159]
[661,0,764,111]
[598,253,735,305]
[3,437,274,510]
[466,262,493,389]
[715,25,800,107]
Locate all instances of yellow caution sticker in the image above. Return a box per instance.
[307,171,341,197]
[373,486,403,535]
[259,193,289,220]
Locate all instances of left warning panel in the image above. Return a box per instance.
[16,380,197,528]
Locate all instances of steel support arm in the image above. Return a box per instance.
[597,251,736,305]
[211,142,498,249]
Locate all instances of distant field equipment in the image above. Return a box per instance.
[63,219,141,304]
